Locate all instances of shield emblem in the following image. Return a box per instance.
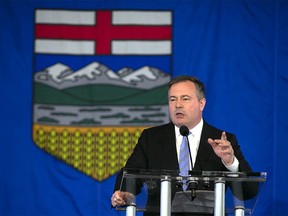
[33,9,172,181]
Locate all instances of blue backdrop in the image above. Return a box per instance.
[1,0,288,215]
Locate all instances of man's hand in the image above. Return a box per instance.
[208,131,235,166]
[111,190,135,207]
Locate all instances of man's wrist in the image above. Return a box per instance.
[222,156,239,172]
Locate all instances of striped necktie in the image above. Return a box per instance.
[179,135,191,191]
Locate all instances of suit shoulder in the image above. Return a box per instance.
[203,121,236,137]
[142,122,173,134]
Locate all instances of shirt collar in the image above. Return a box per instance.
[175,118,204,137]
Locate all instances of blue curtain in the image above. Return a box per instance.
[1,1,288,215]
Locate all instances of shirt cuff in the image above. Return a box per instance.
[222,156,239,172]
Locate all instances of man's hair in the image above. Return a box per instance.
[168,76,206,100]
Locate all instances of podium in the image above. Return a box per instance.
[116,168,267,216]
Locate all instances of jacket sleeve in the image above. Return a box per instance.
[114,129,149,191]
[227,133,259,200]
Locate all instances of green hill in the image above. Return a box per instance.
[33,82,168,106]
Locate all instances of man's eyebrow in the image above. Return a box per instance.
[168,95,191,99]
[179,95,191,99]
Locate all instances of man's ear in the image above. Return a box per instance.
[200,98,206,111]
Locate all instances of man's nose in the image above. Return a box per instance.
[175,100,183,108]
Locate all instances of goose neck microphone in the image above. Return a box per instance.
[180,125,189,137]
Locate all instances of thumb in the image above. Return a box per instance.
[208,138,217,148]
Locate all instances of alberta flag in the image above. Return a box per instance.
[1,1,288,216]
[33,9,173,183]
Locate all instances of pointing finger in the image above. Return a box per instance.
[221,131,227,141]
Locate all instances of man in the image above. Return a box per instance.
[111,76,257,214]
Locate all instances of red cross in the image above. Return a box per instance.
[35,11,172,55]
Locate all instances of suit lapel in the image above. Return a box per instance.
[194,121,215,170]
[160,123,179,170]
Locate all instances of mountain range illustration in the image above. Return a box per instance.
[33,61,171,106]
[34,61,171,90]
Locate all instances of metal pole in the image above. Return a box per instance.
[214,179,225,216]
[235,206,245,216]
[126,205,136,216]
[160,176,171,216]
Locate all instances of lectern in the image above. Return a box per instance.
[116,168,266,216]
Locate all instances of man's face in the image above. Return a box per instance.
[168,81,206,129]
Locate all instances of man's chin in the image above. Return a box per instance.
[173,120,187,127]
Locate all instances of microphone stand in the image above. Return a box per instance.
[188,179,198,201]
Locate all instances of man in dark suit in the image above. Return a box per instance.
[111,76,257,215]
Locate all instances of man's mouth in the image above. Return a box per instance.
[175,112,185,118]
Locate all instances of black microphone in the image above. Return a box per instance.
[180,125,189,137]
[179,125,198,200]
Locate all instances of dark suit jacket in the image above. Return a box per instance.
[114,121,257,213]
